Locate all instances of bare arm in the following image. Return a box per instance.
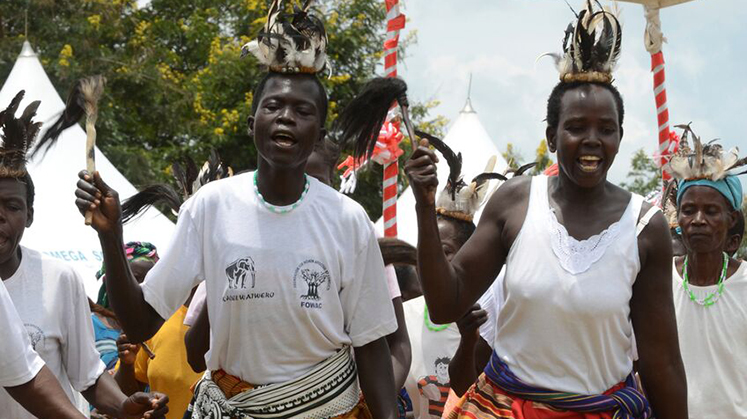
[385,297,411,392]
[5,365,85,419]
[355,337,397,419]
[75,171,164,342]
[113,334,147,396]
[83,373,169,419]
[185,304,210,373]
[407,145,527,323]
[631,210,687,418]
[448,305,490,396]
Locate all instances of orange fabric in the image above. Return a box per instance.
[211,369,256,398]
[447,374,617,419]
[208,369,371,418]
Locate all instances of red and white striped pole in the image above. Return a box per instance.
[644,6,675,190]
[382,0,405,237]
[651,51,673,185]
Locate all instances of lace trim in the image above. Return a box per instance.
[547,208,624,275]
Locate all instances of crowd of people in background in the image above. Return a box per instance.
[0,1,745,419]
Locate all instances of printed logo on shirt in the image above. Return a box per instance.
[222,256,275,302]
[226,257,256,290]
[293,260,331,309]
[24,324,45,350]
[416,357,452,418]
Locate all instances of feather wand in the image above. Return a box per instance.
[336,77,417,161]
[80,76,106,226]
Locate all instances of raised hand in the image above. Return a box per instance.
[117,334,140,366]
[75,170,122,234]
[121,392,169,419]
[455,304,488,343]
[405,139,439,207]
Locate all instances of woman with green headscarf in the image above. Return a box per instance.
[665,126,747,417]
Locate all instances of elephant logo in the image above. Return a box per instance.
[226,257,256,290]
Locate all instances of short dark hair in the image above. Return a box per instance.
[20,172,34,209]
[251,72,329,124]
[546,81,625,130]
[437,214,476,248]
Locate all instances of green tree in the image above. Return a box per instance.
[530,139,553,175]
[0,0,443,220]
[620,148,661,197]
[501,142,522,171]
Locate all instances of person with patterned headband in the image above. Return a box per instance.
[0,91,168,419]
[662,125,747,417]
[406,1,687,417]
[74,1,398,418]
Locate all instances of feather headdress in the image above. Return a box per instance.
[241,0,330,75]
[660,124,745,225]
[545,0,622,84]
[415,130,507,223]
[0,91,42,178]
[663,123,745,181]
[121,150,232,223]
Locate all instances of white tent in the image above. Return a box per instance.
[375,98,508,245]
[0,42,175,298]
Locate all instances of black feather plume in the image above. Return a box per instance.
[335,77,408,160]
[514,162,538,176]
[415,129,463,200]
[471,172,508,185]
[0,90,43,176]
[32,80,87,157]
[121,184,183,224]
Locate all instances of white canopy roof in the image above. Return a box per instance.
[375,98,507,245]
[0,42,175,298]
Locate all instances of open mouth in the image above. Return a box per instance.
[272,132,297,149]
[577,155,602,173]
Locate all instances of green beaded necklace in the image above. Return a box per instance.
[253,172,310,214]
[424,305,449,332]
[682,252,728,307]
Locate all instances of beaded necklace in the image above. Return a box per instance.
[424,305,449,332]
[253,172,310,214]
[682,252,728,307]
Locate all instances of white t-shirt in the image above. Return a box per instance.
[183,230,402,327]
[674,260,747,418]
[0,247,104,418]
[142,172,397,384]
[403,296,461,419]
[0,279,44,387]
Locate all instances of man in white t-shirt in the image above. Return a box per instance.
[75,72,398,418]
[0,278,88,419]
[672,176,747,418]
[0,90,168,418]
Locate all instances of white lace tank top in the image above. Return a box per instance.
[492,175,643,394]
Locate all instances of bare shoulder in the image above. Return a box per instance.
[480,176,533,245]
[637,208,672,268]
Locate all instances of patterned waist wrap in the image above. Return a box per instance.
[483,352,652,419]
[188,347,360,419]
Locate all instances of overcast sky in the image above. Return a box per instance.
[395,0,744,183]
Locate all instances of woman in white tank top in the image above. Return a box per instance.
[405,4,686,418]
